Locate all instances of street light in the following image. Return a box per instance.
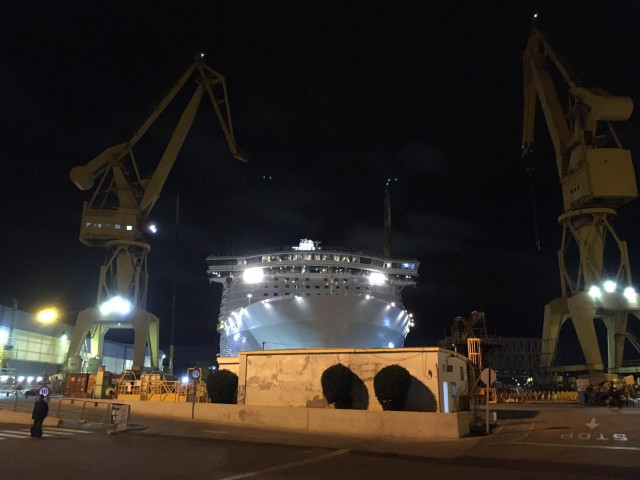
[36,307,59,325]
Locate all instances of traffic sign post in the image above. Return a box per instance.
[480,368,496,435]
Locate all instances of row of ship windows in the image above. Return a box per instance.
[257,292,357,297]
[210,256,417,270]
[255,284,371,290]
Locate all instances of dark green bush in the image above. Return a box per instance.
[373,364,411,411]
[321,363,354,409]
[206,369,238,404]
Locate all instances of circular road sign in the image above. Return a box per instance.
[191,369,200,379]
[480,368,497,387]
[39,386,49,397]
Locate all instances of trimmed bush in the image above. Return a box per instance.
[321,363,354,409]
[206,369,238,404]
[373,364,411,411]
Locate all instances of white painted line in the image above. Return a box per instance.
[0,430,31,436]
[217,448,350,480]
[20,428,71,436]
[493,417,510,434]
[514,441,640,451]
[511,421,536,442]
[0,432,28,438]
[39,427,93,434]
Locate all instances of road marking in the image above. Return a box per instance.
[41,427,93,434]
[217,448,350,480]
[514,441,640,451]
[493,417,510,434]
[0,431,30,438]
[511,421,536,442]
[585,417,599,429]
[0,427,94,440]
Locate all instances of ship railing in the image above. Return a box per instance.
[209,244,419,262]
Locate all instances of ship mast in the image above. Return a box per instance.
[383,182,392,258]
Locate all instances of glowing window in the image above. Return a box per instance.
[115,224,121,229]
[126,225,133,231]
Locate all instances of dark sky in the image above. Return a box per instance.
[2,1,640,357]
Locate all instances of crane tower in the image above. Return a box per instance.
[64,56,245,373]
[522,25,639,373]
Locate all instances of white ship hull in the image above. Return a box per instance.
[222,294,410,356]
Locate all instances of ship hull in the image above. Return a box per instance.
[222,294,409,356]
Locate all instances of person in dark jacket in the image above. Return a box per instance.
[31,395,49,438]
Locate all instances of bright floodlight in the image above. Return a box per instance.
[369,272,386,285]
[0,329,8,344]
[148,223,158,234]
[387,342,395,348]
[624,287,637,302]
[99,296,132,316]
[36,308,58,325]
[603,280,617,293]
[588,286,602,299]
[17,376,25,382]
[243,267,264,284]
[37,376,43,382]
[27,376,34,383]
[181,376,189,385]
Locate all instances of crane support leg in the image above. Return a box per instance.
[541,297,569,369]
[63,307,159,374]
[604,312,628,373]
[129,309,159,371]
[567,293,604,371]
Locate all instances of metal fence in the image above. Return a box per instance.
[0,394,129,429]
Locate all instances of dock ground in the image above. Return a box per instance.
[1,398,639,478]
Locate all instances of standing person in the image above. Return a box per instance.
[31,394,49,438]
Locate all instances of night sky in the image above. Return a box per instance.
[2,1,640,364]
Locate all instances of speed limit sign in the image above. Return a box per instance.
[39,386,49,397]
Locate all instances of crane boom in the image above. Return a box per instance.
[70,56,246,247]
[62,56,246,374]
[522,27,636,211]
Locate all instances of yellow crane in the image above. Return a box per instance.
[64,55,246,373]
[522,23,639,373]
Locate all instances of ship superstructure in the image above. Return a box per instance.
[207,239,419,356]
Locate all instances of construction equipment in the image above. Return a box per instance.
[522,23,639,373]
[64,55,246,373]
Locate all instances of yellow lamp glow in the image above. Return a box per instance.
[36,308,58,325]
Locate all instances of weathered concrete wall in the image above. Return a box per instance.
[217,356,239,376]
[116,399,470,439]
[235,347,468,412]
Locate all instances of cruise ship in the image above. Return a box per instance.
[207,239,419,356]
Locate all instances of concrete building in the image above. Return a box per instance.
[0,303,157,380]
[219,347,469,413]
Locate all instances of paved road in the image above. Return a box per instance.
[0,401,639,479]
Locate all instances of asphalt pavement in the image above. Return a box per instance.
[2,397,640,475]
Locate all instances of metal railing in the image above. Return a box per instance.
[0,394,129,429]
